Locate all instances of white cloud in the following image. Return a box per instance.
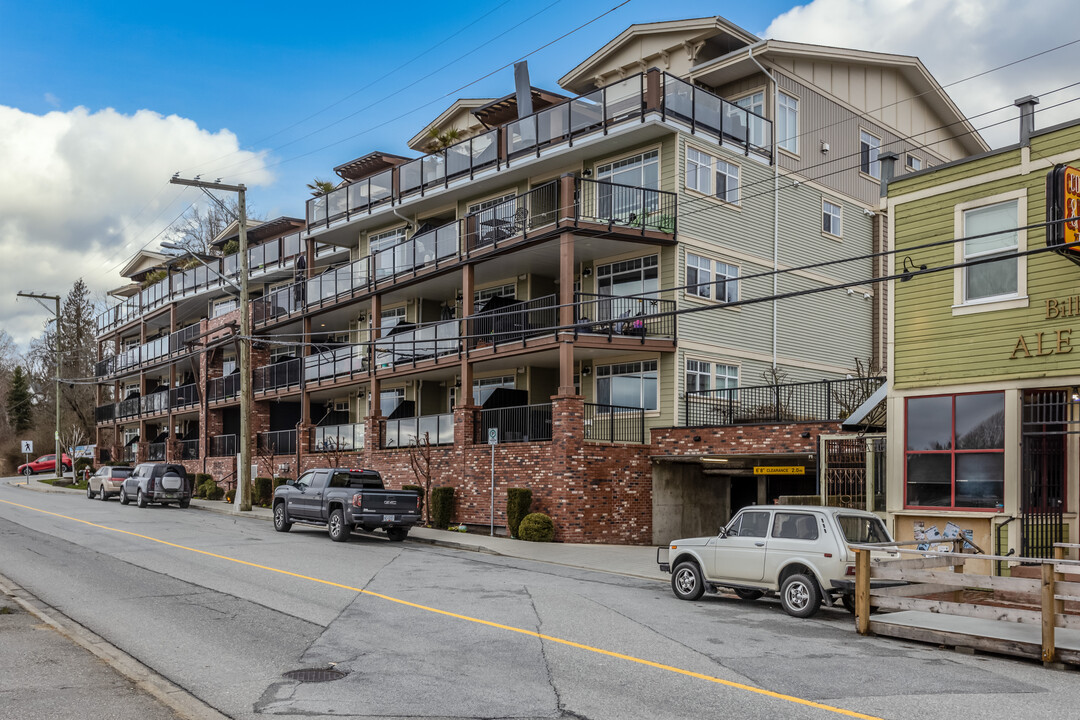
[0,105,273,346]
[765,0,1079,149]
[43,93,61,108]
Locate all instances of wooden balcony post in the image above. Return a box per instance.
[460,264,474,398]
[559,173,577,223]
[855,548,871,635]
[558,231,576,396]
[1042,561,1057,664]
[644,68,662,114]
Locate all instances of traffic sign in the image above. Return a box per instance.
[20,440,33,454]
[487,428,499,445]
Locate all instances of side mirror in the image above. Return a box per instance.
[285,479,295,487]
[717,526,728,538]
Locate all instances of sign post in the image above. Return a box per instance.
[21,440,32,484]
[488,428,498,536]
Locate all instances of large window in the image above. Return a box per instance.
[686,253,738,302]
[597,255,658,297]
[777,92,798,153]
[597,360,658,410]
[380,387,405,417]
[734,91,766,148]
[905,392,1005,509]
[370,227,408,278]
[860,130,881,179]
[963,200,1018,302]
[475,283,516,304]
[685,147,739,203]
[380,306,406,330]
[596,150,659,221]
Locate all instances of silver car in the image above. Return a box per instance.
[86,466,134,501]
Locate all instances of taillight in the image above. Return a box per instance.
[147,476,155,492]
[845,565,856,576]
[352,492,363,508]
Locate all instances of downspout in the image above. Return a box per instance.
[747,45,779,370]
[392,206,415,233]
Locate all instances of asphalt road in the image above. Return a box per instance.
[2,480,1079,720]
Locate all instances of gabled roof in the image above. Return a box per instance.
[214,216,305,247]
[689,40,989,155]
[118,250,169,280]
[407,98,493,151]
[334,151,413,182]
[559,16,758,93]
[470,87,568,127]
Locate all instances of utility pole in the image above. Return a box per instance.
[16,291,63,480]
[169,176,252,511]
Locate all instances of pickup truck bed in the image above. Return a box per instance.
[273,468,421,542]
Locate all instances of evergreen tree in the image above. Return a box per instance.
[6,366,32,433]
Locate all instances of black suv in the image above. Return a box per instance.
[119,463,191,508]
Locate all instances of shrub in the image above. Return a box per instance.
[194,473,213,498]
[273,477,290,491]
[253,477,273,505]
[506,488,533,539]
[402,484,424,499]
[205,483,224,501]
[74,458,94,475]
[430,486,454,529]
[518,513,554,542]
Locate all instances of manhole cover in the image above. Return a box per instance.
[283,668,347,683]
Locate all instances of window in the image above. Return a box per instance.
[369,227,408,278]
[468,193,517,240]
[685,147,740,203]
[596,360,658,410]
[860,130,881,179]
[596,150,660,221]
[715,364,739,390]
[727,510,770,537]
[686,253,738,302]
[380,306,406,330]
[222,352,237,376]
[212,297,238,318]
[475,283,516,303]
[823,200,842,237]
[686,359,711,392]
[380,387,405,417]
[907,154,922,171]
[905,392,1005,509]
[772,512,819,540]
[597,255,658,297]
[963,200,1018,302]
[734,91,766,148]
[449,375,516,410]
[468,193,516,215]
[777,92,798,153]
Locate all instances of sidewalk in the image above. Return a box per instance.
[5,477,668,583]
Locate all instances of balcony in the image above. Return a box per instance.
[257,429,297,455]
[140,390,169,416]
[95,403,116,423]
[253,358,302,393]
[117,396,141,420]
[583,403,647,444]
[684,377,886,427]
[306,71,769,233]
[573,293,676,343]
[95,324,204,379]
[375,320,460,368]
[475,404,552,444]
[180,439,199,460]
[147,442,166,461]
[303,345,369,385]
[383,413,454,448]
[170,383,199,410]
[209,434,237,457]
[309,423,365,453]
[208,374,241,403]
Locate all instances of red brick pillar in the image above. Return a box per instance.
[548,393,585,542]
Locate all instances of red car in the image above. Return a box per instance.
[18,453,73,476]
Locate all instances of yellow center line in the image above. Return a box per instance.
[0,497,881,720]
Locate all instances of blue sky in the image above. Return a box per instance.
[0,0,1073,346]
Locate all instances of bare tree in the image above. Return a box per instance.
[833,358,886,425]
[406,432,434,525]
[162,199,260,256]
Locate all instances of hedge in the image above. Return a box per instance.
[505,488,532,539]
[252,477,273,505]
[430,486,455,529]
[518,513,554,542]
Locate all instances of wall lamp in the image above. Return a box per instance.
[901,256,927,282]
[581,365,592,377]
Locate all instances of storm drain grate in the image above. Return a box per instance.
[283,668,347,683]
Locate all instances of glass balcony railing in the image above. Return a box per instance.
[207,374,241,402]
[303,345,369,384]
[383,413,454,448]
[310,423,365,453]
[209,434,237,457]
[257,429,297,455]
[253,358,302,393]
[374,320,460,368]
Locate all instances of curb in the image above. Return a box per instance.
[0,572,229,720]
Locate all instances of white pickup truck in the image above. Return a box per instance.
[658,505,897,618]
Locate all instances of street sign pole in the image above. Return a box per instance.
[488,428,498,536]
[21,440,32,485]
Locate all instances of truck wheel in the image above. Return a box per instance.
[671,562,705,601]
[734,589,764,601]
[386,527,408,542]
[328,509,351,542]
[179,498,190,509]
[273,503,292,533]
[137,490,148,509]
[780,574,821,618]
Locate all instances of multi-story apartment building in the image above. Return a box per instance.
[885,104,1080,568]
[93,16,983,543]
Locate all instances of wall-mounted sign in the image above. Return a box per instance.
[753,466,805,475]
[1046,164,1080,253]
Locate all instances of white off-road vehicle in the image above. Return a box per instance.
[659,505,897,618]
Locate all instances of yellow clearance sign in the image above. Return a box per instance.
[753,466,805,475]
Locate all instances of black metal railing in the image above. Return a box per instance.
[575,178,677,234]
[169,324,202,354]
[253,358,302,392]
[121,445,137,463]
[476,404,552,444]
[684,377,887,427]
[209,434,237,457]
[466,294,558,349]
[170,383,199,409]
[207,374,241,402]
[147,442,166,461]
[574,293,676,341]
[140,390,169,416]
[383,413,454,448]
[257,429,297,455]
[662,73,772,159]
[95,403,116,423]
[180,439,199,460]
[463,181,560,252]
[584,403,646,444]
[117,397,141,419]
[309,423,366,453]
[371,222,460,282]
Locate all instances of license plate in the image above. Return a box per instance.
[383,514,396,522]
[163,493,176,499]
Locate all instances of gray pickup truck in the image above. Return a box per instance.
[272,468,421,542]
